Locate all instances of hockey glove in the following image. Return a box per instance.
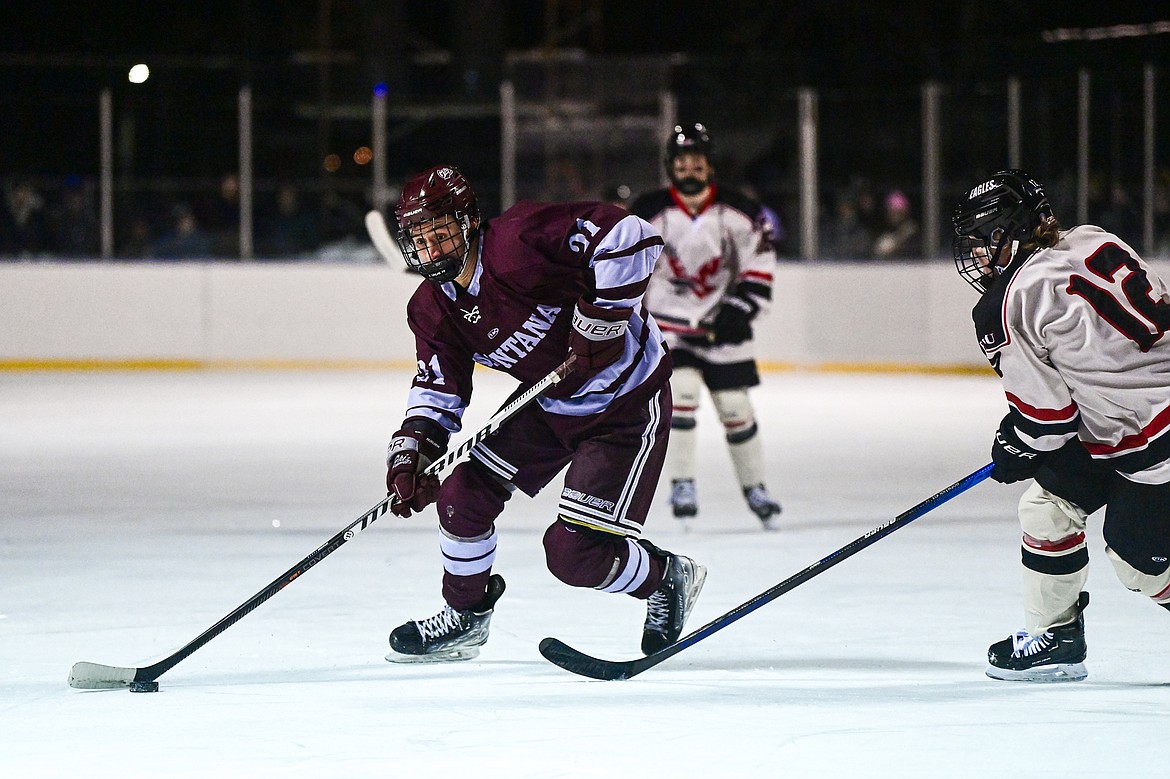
[386,419,448,518]
[711,287,760,345]
[990,418,1046,484]
[549,300,630,398]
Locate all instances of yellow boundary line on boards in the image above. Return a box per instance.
[0,358,997,377]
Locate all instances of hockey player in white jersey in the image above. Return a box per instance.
[630,123,782,529]
[953,169,1170,682]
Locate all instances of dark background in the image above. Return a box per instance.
[2,1,1167,256]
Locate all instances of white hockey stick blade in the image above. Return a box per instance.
[364,210,403,265]
[69,661,138,689]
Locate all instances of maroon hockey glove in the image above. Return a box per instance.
[547,300,630,400]
[990,418,1046,484]
[386,420,447,518]
[569,299,631,371]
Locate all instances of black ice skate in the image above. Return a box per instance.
[743,484,781,528]
[670,478,698,519]
[386,575,506,663]
[986,591,1088,682]
[641,552,707,655]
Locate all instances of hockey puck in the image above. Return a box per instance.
[128,680,160,693]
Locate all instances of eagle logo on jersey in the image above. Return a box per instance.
[666,253,722,299]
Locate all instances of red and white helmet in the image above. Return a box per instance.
[394,165,481,282]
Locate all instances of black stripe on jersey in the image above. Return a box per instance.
[1022,545,1089,576]
[1005,406,1080,443]
[1097,425,1170,476]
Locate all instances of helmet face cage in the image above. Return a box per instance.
[394,165,481,283]
[951,169,1050,292]
[665,123,713,171]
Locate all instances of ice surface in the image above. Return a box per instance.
[2,369,1168,777]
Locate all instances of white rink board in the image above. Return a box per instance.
[0,260,996,368]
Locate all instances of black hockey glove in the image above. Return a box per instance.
[990,418,1046,484]
[710,283,762,346]
[387,419,448,518]
[710,295,757,345]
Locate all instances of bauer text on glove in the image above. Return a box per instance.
[386,419,448,517]
[990,421,1046,484]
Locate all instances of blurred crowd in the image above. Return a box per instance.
[4,171,1170,262]
[0,174,370,261]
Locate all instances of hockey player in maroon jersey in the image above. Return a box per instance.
[382,164,705,662]
[953,169,1170,682]
[630,123,782,528]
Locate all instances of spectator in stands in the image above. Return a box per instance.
[47,176,100,257]
[202,173,241,257]
[873,189,921,259]
[123,216,155,258]
[151,202,213,259]
[743,184,786,256]
[1,179,50,257]
[260,185,319,257]
[820,187,874,260]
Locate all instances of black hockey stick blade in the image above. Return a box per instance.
[69,358,575,690]
[540,463,994,681]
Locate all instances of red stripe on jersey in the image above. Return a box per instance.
[1083,403,1170,456]
[1152,580,1170,601]
[669,184,717,217]
[740,269,773,284]
[1005,391,1079,423]
[657,320,710,337]
[1022,531,1086,553]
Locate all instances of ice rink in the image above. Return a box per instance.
[3,368,1169,777]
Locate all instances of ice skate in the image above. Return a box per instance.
[386,575,505,663]
[670,478,698,521]
[642,553,707,655]
[743,484,781,528]
[986,591,1088,682]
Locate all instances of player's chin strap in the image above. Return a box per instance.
[68,356,576,691]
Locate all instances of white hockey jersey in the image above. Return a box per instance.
[973,225,1170,484]
[630,185,775,352]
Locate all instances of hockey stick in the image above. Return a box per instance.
[539,462,994,680]
[365,209,402,265]
[69,356,576,690]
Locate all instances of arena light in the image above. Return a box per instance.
[128,63,151,84]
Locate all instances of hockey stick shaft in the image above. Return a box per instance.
[540,463,994,680]
[69,357,576,689]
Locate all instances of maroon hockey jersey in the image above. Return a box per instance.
[402,200,669,433]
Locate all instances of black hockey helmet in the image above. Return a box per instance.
[665,123,715,194]
[394,164,481,283]
[952,169,1052,292]
[665,123,713,166]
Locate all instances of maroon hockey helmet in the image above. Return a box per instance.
[394,165,482,282]
[952,169,1052,292]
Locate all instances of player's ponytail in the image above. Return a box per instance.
[1028,215,1062,250]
